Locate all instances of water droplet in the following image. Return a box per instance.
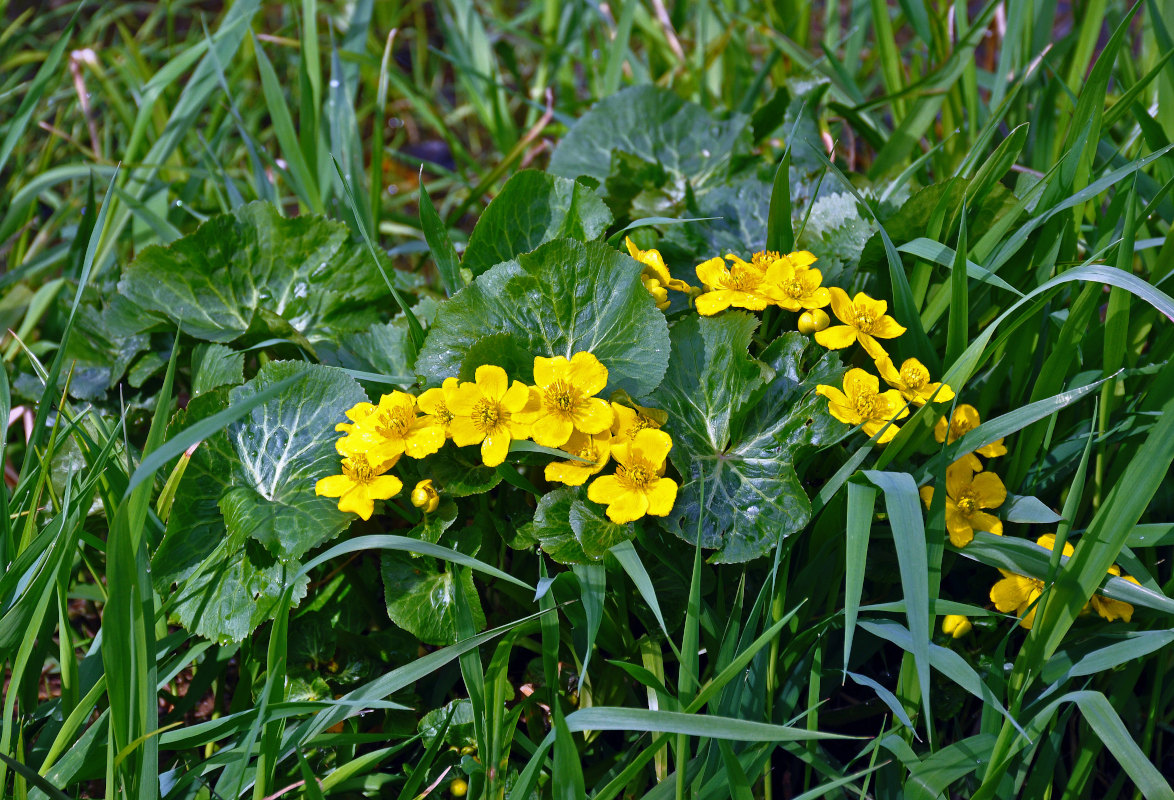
[258,287,272,302]
[701,149,711,158]
[174,200,183,207]
[329,79,340,88]
[386,185,398,196]
[293,281,308,299]
[311,262,329,278]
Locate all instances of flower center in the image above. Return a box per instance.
[853,386,879,419]
[342,455,375,485]
[752,250,780,270]
[626,414,654,440]
[900,366,925,390]
[472,399,502,433]
[950,419,973,440]
[853,307,875,333]
[434,403,455,427]
[786,280,805,299]
[722,266,762,292]
[956,491,978,516]
[375,406,414,439]
[617,459,656,491]
[544,380,582,415]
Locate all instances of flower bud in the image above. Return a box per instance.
[410,479,440,513]
[797,308,830,334]
[942,614,972,638]
[450,778,468,797]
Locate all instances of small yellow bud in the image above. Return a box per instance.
[942,614,972,638]
[450,778,468,797]
[797,308,831,335]
[410,479,440,513]
[459,745,476,756]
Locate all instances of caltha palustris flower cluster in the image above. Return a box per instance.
[316,351,679,525]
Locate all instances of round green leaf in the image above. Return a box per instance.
[416,238,670,397]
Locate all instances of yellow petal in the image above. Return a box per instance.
[544,460,594,486]
[971,510,1003,536]
[694,256,729,289]
[645,477,678,516]
[934,415,950,443]
[853,292,887,319]
[574,397,614,435]
[481,432,510,466]
[446,382,482,416]
[337,486,374,521]
[814,325,858,350]
[828,287,854,324]
[449,416,483,447]
[990,575,1029,613]
[405,425,446,458]
[501,380,531,412]
[858,334,890,361]
[531,412,573,448]
[977,438,1008,458]
[971,472,1007,508]
[870,316,906,339]
[475,364,509,400]
[919,485,934,508]
[316,474,353,498]
[568,351,608,396]
[631,428,673,466]
[532,356,562,389]
[368,475,403,500]
[588,474,625,505]
[694,290,732,316]
[875,356,902,389]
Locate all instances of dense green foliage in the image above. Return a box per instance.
[2,1,1174,799]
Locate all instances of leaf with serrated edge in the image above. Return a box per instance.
[658,318,846,562]
[154,361,367,642]
[416,238,669,397]
[462,170,612,277]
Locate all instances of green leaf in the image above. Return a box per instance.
[416,238,670,397]
[381,554,485,645]
[657,319,846,562]
[191,344,245,397]
[548,86,750,191]
[60,303,149,399]
[154,361,367,642]
[116,201,402,345]
[418,699,476,749]
[419,178,463,297]
[462,170,612,278]
[521,487,634,565]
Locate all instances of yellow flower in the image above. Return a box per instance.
[609,401,666,445]
[918,460,1006,547]
[315,452,403,521]
[797,308,830,335]
[625,237,696,309]
[545,429,612,486]
[417,377,460,437]
[693,254,784,315]
[1087,565,1138,623]
[934,404,1007,458]
[335,401,376,433]
[815,368,909,444]
[989,534,1073,629]
[876,357,955,406]
[410,479,440,513]
[528,352,614,448]
[771,258,830,312]
[587,428,678,524]
[814,288,907,360]
[344,391,446,460]
[447,365,533,467]
[942,614,972,638]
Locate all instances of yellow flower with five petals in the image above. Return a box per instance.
[693,254,784,315]
[344,391,445,459]
[989,534,1072,629]
[815,368,910,444]
[315,452,403,521]
[588,428,678,524]
[447,365,533,467]
[815,288,906,359]
[528,352,614,448]
[919,460,1006,547]
[876,357,955,406]
[772,258,830,312]
[934,404,1007,458]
